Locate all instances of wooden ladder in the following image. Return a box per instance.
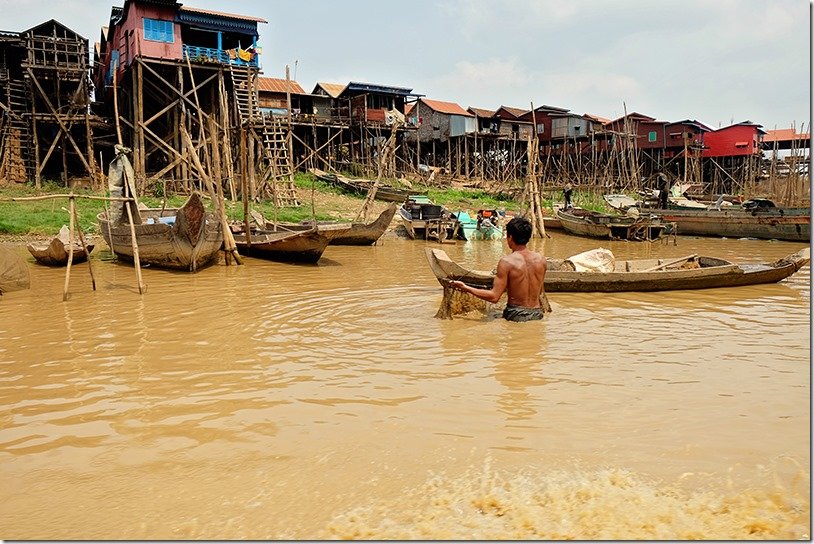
[228,66,260,125]
[258,115,299,207]
[2,78,33,181]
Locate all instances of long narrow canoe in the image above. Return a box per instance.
[425,247,810,293]
[232,227,329,264]
[656,207,810,242]
[264,203,397,246]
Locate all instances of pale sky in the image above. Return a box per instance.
[2,0,810,130]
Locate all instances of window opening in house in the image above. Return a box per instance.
[144,18,174,43]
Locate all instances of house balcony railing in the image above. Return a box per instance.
[182,45,258,68]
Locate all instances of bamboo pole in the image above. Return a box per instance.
[180,123,242,265]
[71,200,96,291]
[62,196,76,301]
[112,65,144,294]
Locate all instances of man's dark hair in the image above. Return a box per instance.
[506,216,532,245]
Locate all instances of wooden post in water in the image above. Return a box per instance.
[112,64,144,294]
[71,202,96,291]
[62,196,76,301]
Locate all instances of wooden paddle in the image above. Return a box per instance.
[643,254,698,272]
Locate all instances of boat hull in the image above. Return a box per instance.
[233,229,329,263]
[425,247,810,293]
[98,194,224,272]
[657,208,810,241]
[271,204,396,246]
[557,209,671,241]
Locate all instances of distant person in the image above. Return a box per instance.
[655,170,670,209]
[563,183,573,209]
[449,216,547,322]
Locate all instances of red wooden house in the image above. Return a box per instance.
[517,105,569,144]
[493,106,532,139]
[602,112,667,152]
[663,119,711,158]
[702,121,765,158]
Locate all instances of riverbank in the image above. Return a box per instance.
[0,171,536,242]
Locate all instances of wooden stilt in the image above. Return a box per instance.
[71,201,96,291]
[62,196,75,301]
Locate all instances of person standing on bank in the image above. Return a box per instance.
[563,183,573,209]
[449,216,547,322]
[656,169,670,209]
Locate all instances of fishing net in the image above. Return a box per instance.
[0,245,30,294]
[435,284,494,319]
[435,283,552,320]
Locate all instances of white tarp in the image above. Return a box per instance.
[565,248,615,273]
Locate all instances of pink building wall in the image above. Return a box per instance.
[118,2,182,64]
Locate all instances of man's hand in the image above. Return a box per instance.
[448,280,468,292]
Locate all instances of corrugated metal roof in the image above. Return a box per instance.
[468,107,495,118]
[405,103,415,114]
[763,128,808,143]
[256,77,305,94]
[420,98,473,117]
[345,81,414,96]
[314,82,346,98]
[583,113,611,124]
[179,6,268,23]
[496,106,529,118]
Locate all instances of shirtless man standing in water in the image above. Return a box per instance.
[449,216,547,322]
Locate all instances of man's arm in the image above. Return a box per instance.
[449,258,509,303]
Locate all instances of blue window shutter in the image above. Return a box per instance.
[144,18,174,43]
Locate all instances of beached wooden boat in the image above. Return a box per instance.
[557,208,673,241]
[27,225,94,266]
[604,194,808,241]
[0,245,30,294]
[97,192,224,271]
[259,204,397,246]
[425,247,810,293]
[655,206,810,242]
[399,196,464,241]
[231,226,329,263]
[310,168,419,203]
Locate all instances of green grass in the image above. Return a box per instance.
[3,175,620,235]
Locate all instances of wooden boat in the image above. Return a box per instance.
[231,226,329,263]
[655,205,810,242]
[0,245,30,294]
[97,192,224,271]
[425,247,810,293]
[605,193,808,241]
[310,168,420,203]
[399,196,464,241]
[258,203,397,246]
[457,209,504,241]
[27,225,94,266]
[557,208,673,241]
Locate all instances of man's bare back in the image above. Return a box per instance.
[500,248,547,308]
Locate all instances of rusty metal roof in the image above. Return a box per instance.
[420,98,473,116]
[763,128,809,143]
[496,106,529,118]
[583,113,611,125]
[179,6,268,23]
[468,107,495,118]
[314,82,346,99]
[256,77,305,94]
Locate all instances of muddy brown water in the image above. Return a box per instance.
[0,230,810,539]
